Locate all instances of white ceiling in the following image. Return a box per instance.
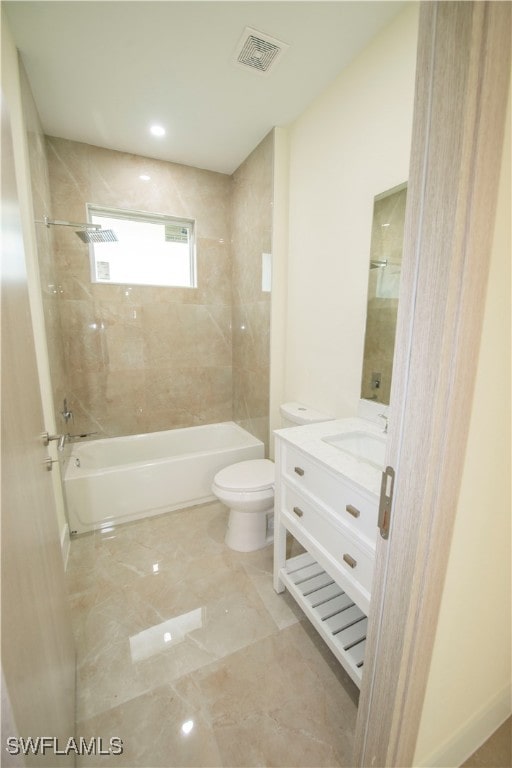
[5,1,404,174]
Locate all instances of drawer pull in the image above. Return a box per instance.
[346,504,360,519]
[343,553,357,569]
[293,506,304,518]
[294,466,305,477]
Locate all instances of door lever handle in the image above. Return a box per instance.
[378,466,395,539]
[41,431,61,446]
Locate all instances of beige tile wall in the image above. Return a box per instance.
[46,137,233,437]
[42,134,273,444]
[231,132,273,453]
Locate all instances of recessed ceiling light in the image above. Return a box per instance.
[139,174,151,181]
[150,125,165,137]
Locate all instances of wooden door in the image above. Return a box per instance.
[353,3,511,765]
[1,89,75,765]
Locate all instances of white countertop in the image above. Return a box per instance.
[274,417,386,497]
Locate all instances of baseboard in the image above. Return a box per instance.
[60,523,70,571]
[416,684,511,767]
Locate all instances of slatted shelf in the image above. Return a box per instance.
[279,552,367,688]
[314,593,353,621]
[307,581,343,607]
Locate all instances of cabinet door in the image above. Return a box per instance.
[282,443,379,546]
[281,483,374,613]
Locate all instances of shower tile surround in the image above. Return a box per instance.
[68,502,358,766]
[44,133,273,445]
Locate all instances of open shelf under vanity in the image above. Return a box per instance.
[278,552,367,687]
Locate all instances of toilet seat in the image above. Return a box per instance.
[214,459,274,492]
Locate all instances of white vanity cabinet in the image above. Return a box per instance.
[273,427,381,688]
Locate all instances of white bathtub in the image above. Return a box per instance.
[64,422,264,534]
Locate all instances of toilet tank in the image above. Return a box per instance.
[279,402,333,428]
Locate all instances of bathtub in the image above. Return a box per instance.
[64,422,264,534]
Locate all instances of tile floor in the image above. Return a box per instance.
[462,717,511,768]
[67,502,359,767]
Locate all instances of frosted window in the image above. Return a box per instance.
[88,206,196,288]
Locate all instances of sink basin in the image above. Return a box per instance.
[322,431,386,469]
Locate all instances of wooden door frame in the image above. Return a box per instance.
[353,3,511,765]
[1,81,76,766]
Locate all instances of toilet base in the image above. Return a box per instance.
[225,507,273,552]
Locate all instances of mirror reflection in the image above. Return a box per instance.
[360,182,407,405]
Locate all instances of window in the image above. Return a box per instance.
[88,205,196,288]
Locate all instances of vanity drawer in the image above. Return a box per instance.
[282,443,378,546]
[281,484,375,600]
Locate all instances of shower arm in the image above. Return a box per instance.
[35,215,101,231]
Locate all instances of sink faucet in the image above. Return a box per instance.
[379,413,388,434]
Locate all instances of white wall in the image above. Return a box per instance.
[414,80,512,768]
[280,4,419,419]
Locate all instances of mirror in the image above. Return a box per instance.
[360,182,407,405]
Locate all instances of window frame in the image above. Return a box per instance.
[87,204,197,289]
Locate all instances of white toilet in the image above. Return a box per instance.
[212,403,333,552]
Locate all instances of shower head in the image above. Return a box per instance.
[75,228,118,243]
[36,216,118,243]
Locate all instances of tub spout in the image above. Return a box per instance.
[42,431,68,450]
[57,431,97,451]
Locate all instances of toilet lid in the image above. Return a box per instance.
[214,459,274,492]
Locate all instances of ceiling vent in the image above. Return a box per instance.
[233,27,289,75]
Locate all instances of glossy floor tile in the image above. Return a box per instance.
[462,717,511,768]
[67,502,359,767]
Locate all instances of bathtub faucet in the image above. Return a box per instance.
[58,432,98,451]
[42,431,68,451]
[61,398,73,423]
